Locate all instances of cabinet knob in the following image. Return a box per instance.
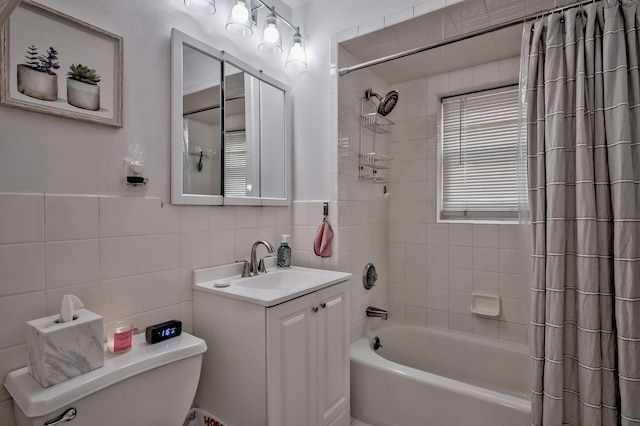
[312,306,319,313]
[320,303,326,309]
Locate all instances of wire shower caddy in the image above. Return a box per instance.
[359,94,393,183]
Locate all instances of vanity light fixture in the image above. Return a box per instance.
[258,8,282,55]
[285,27,307,70]
[226,0,254,37]
[185,0,308,70]
[184,0,216,15]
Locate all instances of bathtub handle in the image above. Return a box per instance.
[312,306,319,313]
[320,303,326,309]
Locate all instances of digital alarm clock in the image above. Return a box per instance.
[145,320,182,344]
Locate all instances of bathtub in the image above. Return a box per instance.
[350,322,531,426]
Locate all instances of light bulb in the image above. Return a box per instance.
[289,42,304,61]
[231,1,249,22]
[258,9,283,55]
[226,0,253,37]
[286,27,307,70]
[263,23,279,43]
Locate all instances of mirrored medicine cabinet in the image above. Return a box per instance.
[170,29,291,206]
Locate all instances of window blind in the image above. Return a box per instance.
[440,85,520,220]
[224,131,247,197]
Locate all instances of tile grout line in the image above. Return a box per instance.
[42,193,49,315]
[98,196,103,314]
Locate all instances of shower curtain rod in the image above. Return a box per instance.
[338,0,593,76]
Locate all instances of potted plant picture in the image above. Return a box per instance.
[16,45,60,101]
[66,64,101,111]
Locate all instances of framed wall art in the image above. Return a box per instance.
[0,1,123,127]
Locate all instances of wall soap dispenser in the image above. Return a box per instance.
[124,144,148,186]
[277,234,291,268]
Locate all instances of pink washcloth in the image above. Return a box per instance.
[314,219,333,257]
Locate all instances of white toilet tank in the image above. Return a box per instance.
[4,332,207,426]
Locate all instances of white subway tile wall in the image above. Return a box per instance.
[0,193,44,244]
[385,56,529,345]
[332,15,528,347]
[0,345,28,402]
[330,45,392,342]
[0,192,291,414]
[0,243,44,297]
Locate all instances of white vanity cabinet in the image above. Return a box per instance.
[267,282,350,426]
[192,265,351,426]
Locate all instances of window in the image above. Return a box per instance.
[224,130,247,197]
[439,85,520,221]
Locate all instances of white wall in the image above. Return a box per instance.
[385,57,528,344]
[0,0,530,421]
[334,46,390,340]
[0,193,292,424]
[0,0,293,199]
[0,0,468,202]
[291,0,448,200]
[289,45,393,341]
[320,0,531,343]
[0,0,297,422]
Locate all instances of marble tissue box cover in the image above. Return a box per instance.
[26,308,104,388]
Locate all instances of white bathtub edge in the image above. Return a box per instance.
[350,338,531,414]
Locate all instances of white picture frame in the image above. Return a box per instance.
[0,1,123,127]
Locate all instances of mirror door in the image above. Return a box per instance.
[182,45,222,197]
[222,63,261,204]
[171,29,290,206]
[259,81,286,202]
[171,33,224,205]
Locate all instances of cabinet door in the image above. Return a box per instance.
[267,292,318,426]
[316,282,350,425]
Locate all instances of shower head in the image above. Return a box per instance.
[365,89,399,116]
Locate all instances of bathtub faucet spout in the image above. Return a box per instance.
[366,306,388,320]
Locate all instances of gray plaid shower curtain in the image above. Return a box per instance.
[525,1,640,425]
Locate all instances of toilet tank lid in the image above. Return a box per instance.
[4,332,207,418]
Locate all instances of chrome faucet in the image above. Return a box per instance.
[366,306,388,320]
[250,240,275,276]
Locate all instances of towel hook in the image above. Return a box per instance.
[323,202,329,220]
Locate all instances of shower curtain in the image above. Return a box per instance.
[524,1,640,425]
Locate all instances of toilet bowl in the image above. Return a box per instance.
[4,331,207,426]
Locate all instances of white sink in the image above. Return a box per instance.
[192,260,351,307]
[233,270,317,290]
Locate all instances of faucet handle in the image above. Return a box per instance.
[258,254,276,274]
[235,260,251,277]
